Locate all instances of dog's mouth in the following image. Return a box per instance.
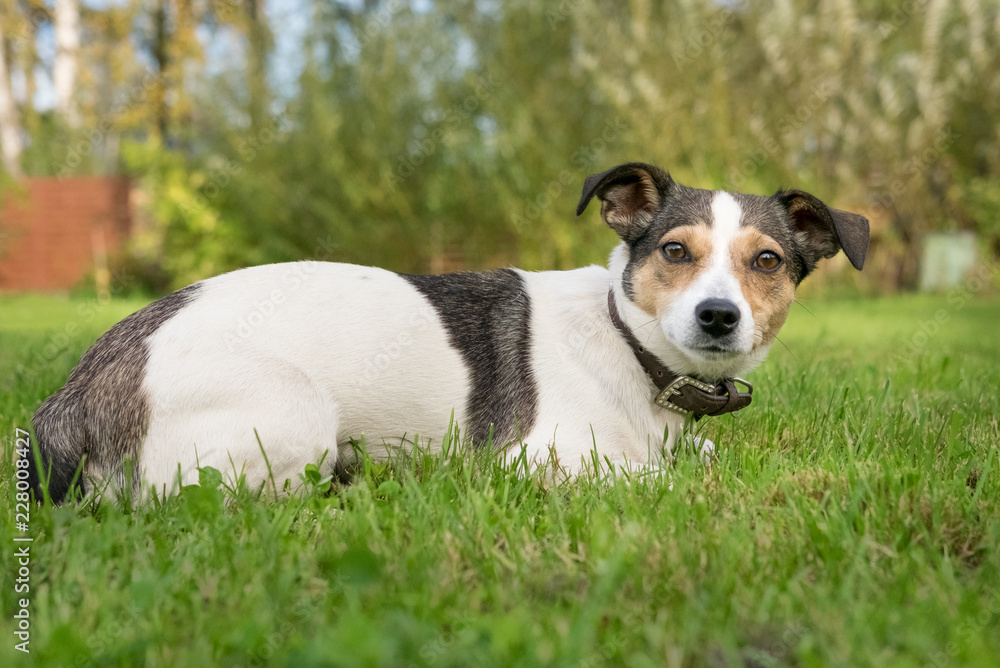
[658,314,753,373]
[690,344,742,359]
[686,339,744,356]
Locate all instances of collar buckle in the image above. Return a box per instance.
[654,375,716,414]
[608,286,755,418]
[731,377,753,395]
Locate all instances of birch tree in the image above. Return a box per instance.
[0,8,22,178]
[54,0,80,126]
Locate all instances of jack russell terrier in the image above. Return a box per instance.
[28,162,868,502]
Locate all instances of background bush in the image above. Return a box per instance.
[3,0,1000,291]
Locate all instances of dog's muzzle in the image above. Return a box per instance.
[608,288,753,418]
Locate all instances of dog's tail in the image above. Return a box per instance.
[29,387,86,504]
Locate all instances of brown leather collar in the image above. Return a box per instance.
[607,288,753,418]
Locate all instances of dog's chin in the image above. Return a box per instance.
[664,338,752,381]
[689,344,742,358]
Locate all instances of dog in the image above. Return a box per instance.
[28,162,868,502]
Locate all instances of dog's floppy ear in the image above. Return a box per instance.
[576,162,673,243]
[775,189,869,271]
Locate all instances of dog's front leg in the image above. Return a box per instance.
[694,436,715,464]
[663,412,715,465]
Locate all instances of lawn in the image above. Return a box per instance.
[1,290,998,667]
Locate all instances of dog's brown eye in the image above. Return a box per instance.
[662,242,688,261]
[754,250,782,272]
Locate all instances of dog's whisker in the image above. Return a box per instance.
[620,316,662,348]
[773,335,798,363]
[793,299,818,320]
[643,328,658,347]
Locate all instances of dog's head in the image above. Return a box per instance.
[577,162,869,380]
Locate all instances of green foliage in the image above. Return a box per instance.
[10,1,1000,288]
[1,292,999,665]
[963,176,1000,240]
[18,114,82,178]
[109,0,1000,291]
[121,138,242,287]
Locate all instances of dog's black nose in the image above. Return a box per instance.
[695,299,740,337]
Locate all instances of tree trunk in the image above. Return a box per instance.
[153,0,169,142]
[246,0,270,133]
[54,0,81,127]
[0,14,23,178]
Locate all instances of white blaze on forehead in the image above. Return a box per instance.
[699,191,743,291]
[673,190,753,350]
[656,190,761,374]
[709,191,743,264]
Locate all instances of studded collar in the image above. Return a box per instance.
[607,287,753,418]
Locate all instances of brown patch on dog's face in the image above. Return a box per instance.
[631,223,795,355]
[729,227,796,351]
[630,224,714,317]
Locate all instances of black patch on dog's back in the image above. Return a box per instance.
[30,284,201,502]
[401,269,538,446]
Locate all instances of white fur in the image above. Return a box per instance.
[133,258,692,495]
[509,263,683,473]
[130,204,787,495]
[658,191,768,380]
[140,263,470,495]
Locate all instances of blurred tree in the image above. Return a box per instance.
[243,0,272,134]
[183,0,631,280]
[0,0,23,178]
[6,0,1000,291]
[571,0,1000,289]
[10,1,45,157]
[53,0,80,126]
[136,0,207,145]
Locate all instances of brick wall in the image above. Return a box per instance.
[0,177,132,291]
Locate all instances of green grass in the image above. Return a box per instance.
[1,291,998,667]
